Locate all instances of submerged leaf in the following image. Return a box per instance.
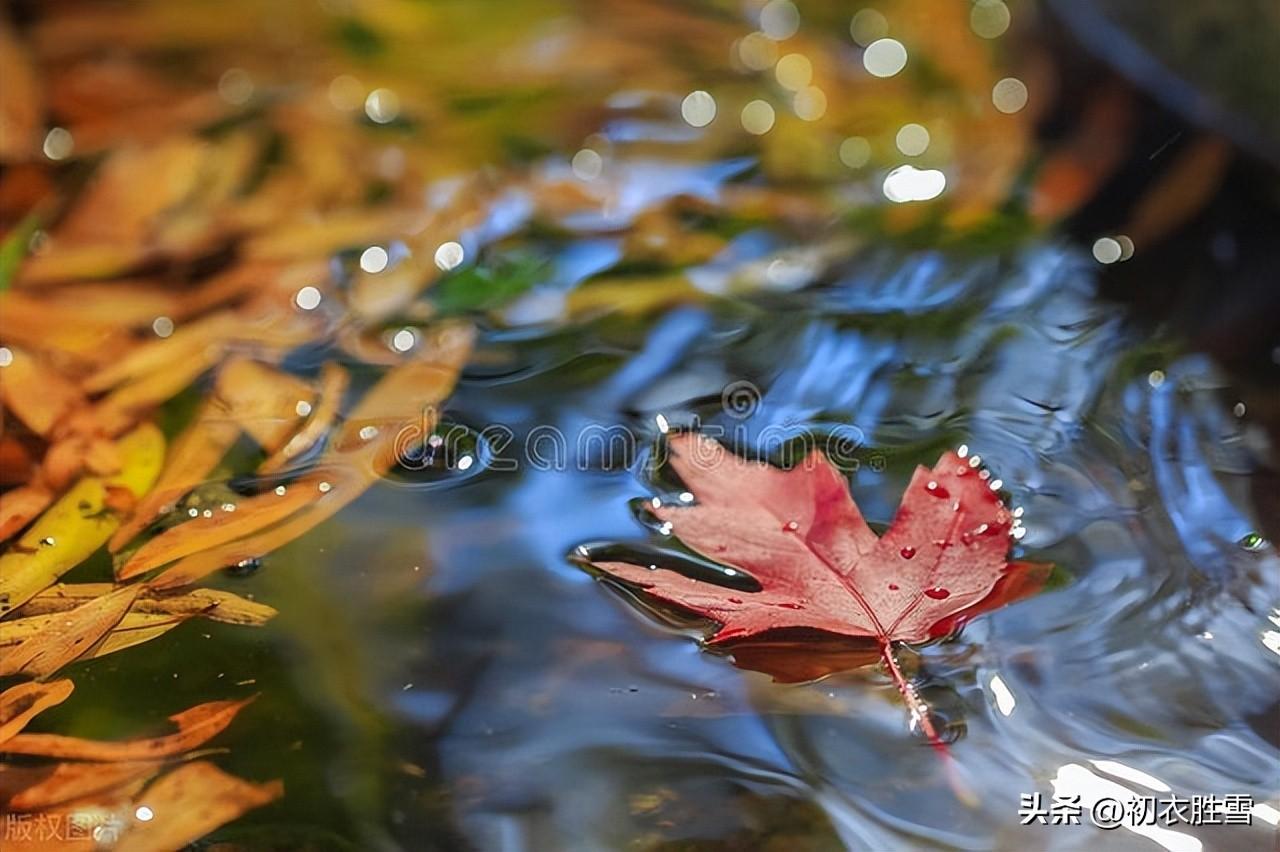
[1,697,256,761]
[0,759,164,812]
[119,761,283,852]
[0,679,74,744]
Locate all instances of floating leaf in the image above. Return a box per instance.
[14,583,276,626]
[582,434,1050,749]
[0,585,140,678]
[214,358,313,453]
[0,345,86,437]
[258,361,349,474]
[0,485,53,542]
[145,323,474,588]
[0,424,164,615]
[108,396,242,552]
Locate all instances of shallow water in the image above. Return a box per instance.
[17,1,1280,850]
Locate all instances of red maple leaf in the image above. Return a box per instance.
[583,433,1049,749]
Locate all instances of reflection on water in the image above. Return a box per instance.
[374,237,1277,851]
[14,0,1278,849]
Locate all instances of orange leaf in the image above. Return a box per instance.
[0,484,53,542]
[1,697,256,761]
[108,396,241,552]
[0,586,140,679]
[258,361,349,474]
[214,358,312,453]
[0,346,85,437]
[148,324,473,589]
[119,762,282,852]
[0,679,74,744]
[0,760,163,812]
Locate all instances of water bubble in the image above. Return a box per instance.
[364,88,400,124]
[359,425,379,441]
[850,9,889,46]
[680,90,717,127]
[900,546,916,559]
[0,348,11,368]
[736,32,778,70]
[970,0,1011,38]
[759,0,800,40]
[925,481,950,498]
[924,587,951,600]
[741,99,776,135]
[42,127,74,160]
[274,485,287,496]
[863,38,907,78]
[792,86,827,121]
[883,165,946,202]
[40,537,55,547]
[783,520,800,532]
[888,583,900,590]
[226,557,262,577]
[775,53,812,91]
[839,136,871,169]
[571,148,603,181]
[218,68,254,105]
[391,328,417,352]
[294,286,323,310]
[1092,237,1123,264]
[151,316,174,338]
[360,246,389,274]
[434,241,465,272]
[992,77,1028,114]
[895,123,930,156]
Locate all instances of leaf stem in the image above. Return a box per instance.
[878,639,979,807]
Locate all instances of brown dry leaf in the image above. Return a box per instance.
[214,358,312,453]
[0,585,140,678]
[0,610,182,649]
[149,323,474,589]
[90,613,188,658]
[0,759,164,812]
[108,397,242,552]
[15,583,277,626]
[1,697,255,761]
[0,345,86,437]
[0,19,42,161]
[0,679,74,744]
[119,761,282,852]
[117,479,317,580]
[0,423,164,615]
[0,484,53,542]
[258,361,349,474]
